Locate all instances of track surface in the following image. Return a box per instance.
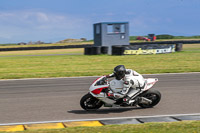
[0,73,199,124]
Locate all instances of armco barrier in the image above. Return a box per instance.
[130,40,200,45]
[0,44,91,52]
[0,40,199,52]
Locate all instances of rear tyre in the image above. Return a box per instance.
[80,93,103,111]
[138,89,161,108]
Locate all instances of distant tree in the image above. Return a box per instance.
[80,38,87,41]
[156,34,174,39]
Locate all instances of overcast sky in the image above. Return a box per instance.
[0,0,199,43]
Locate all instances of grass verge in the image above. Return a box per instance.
[2,120,200,133]
[0,44,199,79]
[0,48,84,56]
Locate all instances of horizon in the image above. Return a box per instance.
[1,34,200,44]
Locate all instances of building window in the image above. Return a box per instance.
[120,24,125,33]
[107,24,113,34]
[107,24,125,34]
[96,25,100,34]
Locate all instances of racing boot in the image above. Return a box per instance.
[114,98,123,105]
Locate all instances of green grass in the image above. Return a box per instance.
[183,44,200,51]
[0,44,199,79]
[0,50,199,79]
[3,121,200,133]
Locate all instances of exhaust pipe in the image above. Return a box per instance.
[139,97,152,105]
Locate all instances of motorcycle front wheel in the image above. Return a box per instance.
[80,93,103,111]
[138,89,161,108]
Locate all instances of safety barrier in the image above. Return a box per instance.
[101,46,109,54]
[175,43,183,51]
[112,44,176,55]
[0,44,91,52]
[84,46,109,55]
[0,40,199,52]
[112,46,125,55]
[130,40,200,45]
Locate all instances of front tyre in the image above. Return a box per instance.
[80,93,103,111]
[138,89,161,108]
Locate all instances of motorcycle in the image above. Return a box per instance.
[80,76,161,111]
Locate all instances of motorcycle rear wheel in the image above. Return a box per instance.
[80,93,103,111]
[138,89,161,108]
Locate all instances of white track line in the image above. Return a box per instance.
[0,113,200,126]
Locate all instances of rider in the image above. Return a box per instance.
[106,65,146,104]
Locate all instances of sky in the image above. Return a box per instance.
[0,0,200,43]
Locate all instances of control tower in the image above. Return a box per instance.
[93,22,129,54]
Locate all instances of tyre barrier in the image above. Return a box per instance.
[175,43,183,51]
[84,46,108,55]
[112,45,125,55]
[84,47,92,55]
[91,46,101,55]
[101,46,108,54]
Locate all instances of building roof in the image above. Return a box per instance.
[94,22,129,25]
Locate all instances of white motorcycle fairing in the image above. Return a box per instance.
[143,78,158,91]
[89,76,115,105]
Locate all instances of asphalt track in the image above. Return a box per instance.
[0,73,200,124]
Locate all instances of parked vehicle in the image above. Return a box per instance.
[136,36,150,41]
